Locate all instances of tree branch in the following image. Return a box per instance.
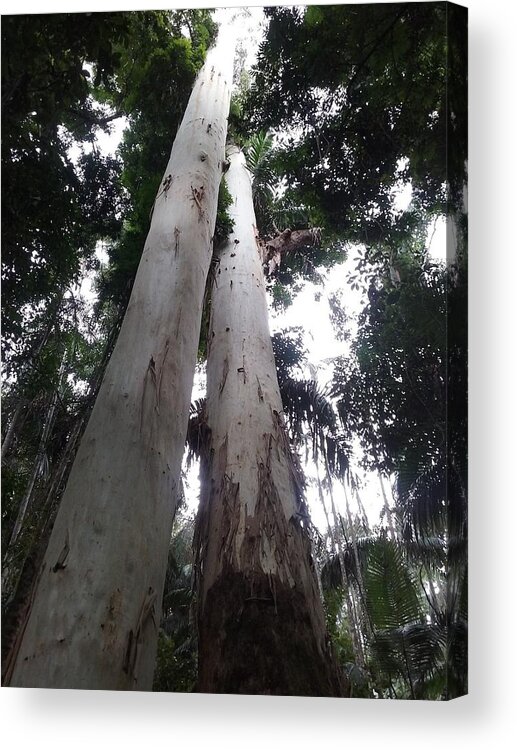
[70,108,123,127]
[262,227,322,275]
[345,7,408,100]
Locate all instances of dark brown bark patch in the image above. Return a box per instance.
[194,428,347,696]
[197,568,345,697]
[263,228,322,275]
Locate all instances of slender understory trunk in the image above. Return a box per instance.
[6,353,67,554]
[2,294,62,462]
[342,483,373,644]
[1,400,26,463]
[316,467,365,667]
[194,147,345,696]
[378,470,397,541]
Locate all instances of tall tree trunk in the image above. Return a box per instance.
[2,318,120,675]
[1,400,25,462]
[194,147,344,696]
[6,42,232,690]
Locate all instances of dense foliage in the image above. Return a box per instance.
[323,245,467,698]
[244,3,467,243]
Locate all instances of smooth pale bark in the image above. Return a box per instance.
[195,147,344,696]
[7,42,232,690]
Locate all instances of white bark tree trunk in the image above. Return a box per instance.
[7,42,233,690]
[194,147,344,696]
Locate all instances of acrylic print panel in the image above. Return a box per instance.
[1,2,467,699]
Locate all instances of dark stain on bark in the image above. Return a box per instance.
[219,357,229,396]
[122,586,157,683]
[197,568,346,697]
[52,530,70,572]
[194,432,347,697]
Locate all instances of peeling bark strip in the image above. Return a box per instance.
[8,34,234,690]
[256,375,264,402]
[190,184,205,220]
[149,174,174,221]
[219,357,229,396]
[52,531,70,572]
[271,408,306,504]
[259,227,322,275]
[194,148,345,696]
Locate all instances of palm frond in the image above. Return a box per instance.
[323,433,349,482]
[404,536,446,567]
[185,397,209,466]
[371,622,444,698]
[244,131,281,233]
[271,202,311,232]
[396,459,446,542]
[280,377,336,439]
[280,376,349,480]
[363,537,423,632]
[244,130,275,187]
[272,328,306,384]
